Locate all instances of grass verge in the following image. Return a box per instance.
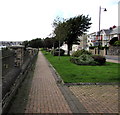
[42,51,120,83]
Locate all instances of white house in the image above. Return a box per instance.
[87,32,97,47]
[87,26,120,47]
[60,42,80,54]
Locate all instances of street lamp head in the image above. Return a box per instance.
[104,8,107,11]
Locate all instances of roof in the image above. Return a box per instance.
[103,29,112,35]
[95,26,120,35]
[110,26,120,34]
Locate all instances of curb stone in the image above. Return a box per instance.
[44,56,88,113]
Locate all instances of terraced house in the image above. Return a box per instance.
[87,26,120,47]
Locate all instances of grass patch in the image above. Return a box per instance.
[42,51,120,83]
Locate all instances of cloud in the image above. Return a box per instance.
[0,0,119,41]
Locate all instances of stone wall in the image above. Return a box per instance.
[2,46,38,114]
[89,48,107,56]
[107,46,120,55]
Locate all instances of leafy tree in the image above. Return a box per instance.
[43,37,63,49]
[43,37,53,48]
[53,15,92,55]
[22,40,29,48]
[29,38,43,48]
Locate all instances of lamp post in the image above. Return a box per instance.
[98,6,107,54]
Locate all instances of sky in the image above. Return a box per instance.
[0,0,119,41]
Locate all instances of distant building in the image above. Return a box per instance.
[87,32,97,47]
[87,26,120,47]
[60,37,80,54]
[0,41,23,48]
[60,42,80,54]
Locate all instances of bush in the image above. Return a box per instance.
[51,49,65,56]
[72,49,92,57]
[114,40,120,46]
[92,55,106,65]
[70,54,97,65]
[70,50,106,65]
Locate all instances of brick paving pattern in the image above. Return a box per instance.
[25,51,72,113]
[69,85,119,113]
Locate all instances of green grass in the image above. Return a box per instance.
[42,51,120,83]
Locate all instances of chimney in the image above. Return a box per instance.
[112,25,116,28]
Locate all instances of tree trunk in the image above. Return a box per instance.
[58,40,60,60]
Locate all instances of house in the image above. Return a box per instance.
[87,26,120,47]
[87,32,97,47]
[60,42,80,54]
[97,29,112,47]
[110,26,120,40]
[0,41,23,47]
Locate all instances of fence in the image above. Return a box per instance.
[1,46,38,113]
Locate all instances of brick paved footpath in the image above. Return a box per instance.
[25,51,72,113]
[69,85,119,113]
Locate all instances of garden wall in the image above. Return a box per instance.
[89,46,120,56]
[89,48,107,56]
[107,46,120,55]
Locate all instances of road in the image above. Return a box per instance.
[105,55,120,63]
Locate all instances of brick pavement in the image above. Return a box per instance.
[25,51,72,113]
[69,85,119,113]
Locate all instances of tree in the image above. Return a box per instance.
[43,37,63,49]
[22,40,29,48]
[53,15,92,55]
[43,37,53,48]
[29,38,43,48]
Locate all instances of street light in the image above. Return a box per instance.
[98,6,107,54]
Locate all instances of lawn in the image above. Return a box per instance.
[42,51,120,83]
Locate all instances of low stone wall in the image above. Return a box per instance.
[89,46,120,56]
[89,48,107,56]
[2,47,38,114]
[107,46,120,55]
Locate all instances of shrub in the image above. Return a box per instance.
[70,49,106,65]
[70,54,97,65]
[51,49,65,56]
[92,55,106,65]
[114,40,120,46]
[109,37,118,45]
[72,49,92,57]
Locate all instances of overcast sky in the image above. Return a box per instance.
[0,0,119,41]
